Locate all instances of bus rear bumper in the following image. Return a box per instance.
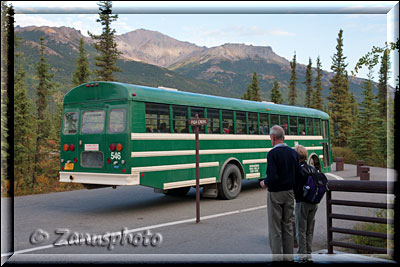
[59,171,140,186]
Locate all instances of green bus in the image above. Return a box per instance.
[59,81,332,199]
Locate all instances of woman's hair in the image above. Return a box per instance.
[294,144,308,163]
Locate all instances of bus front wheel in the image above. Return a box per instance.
[218,164,242,200]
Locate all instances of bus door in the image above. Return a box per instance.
[78,108,107,170]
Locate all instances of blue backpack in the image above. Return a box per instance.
[303,172,329,204]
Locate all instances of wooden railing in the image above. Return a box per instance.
[326,180,394,254]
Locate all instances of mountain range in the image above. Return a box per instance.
[14,25,374,105]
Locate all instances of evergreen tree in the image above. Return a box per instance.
[242,72,261,101]
[311,56,324,110]
[288,52,297,105]
[14,53,35,190]
[349,92,359,121]
[88,1,122,81]
[241,84,252,100]
[303,58,313,107]
[349,68,380,165]
[328,29,352,147]
[250,71,261,101]
[72,38,91,86]
[1,1,14,193]
[32,36,54,187]
[377,49,389,118]
[270,80,283,104]
[1,1,10,187]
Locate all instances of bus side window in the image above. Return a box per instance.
[280,115,289,135]
[207,108,220,134]
[236,111,247,134]
[222,110,233,134]
[248,112,259,135]
[314,119,321,136]
[145,103,170,133]
[298,117,306,135]
[306,117,313,135]
[259,113,269,135]
[270,114,279,129]
[191,107,205,133]
[290,116,298,135]
[172,105,188,133]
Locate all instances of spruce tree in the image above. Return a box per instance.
[377,49,389,118]
[349,68,380,165]
[14,53,34,190]
[241,84,252,100]
[88,1,122,81]
[303,58,313,107]
[328,29,352,147]
[72,38,91,86]
[349,92,359,121]
[1,1,10,187]
[32,36,54,187]
[288,52,297,105]
[250,71,261,101]
[242,72,261,101]
[270,80,283,104]
[311,56,324,110]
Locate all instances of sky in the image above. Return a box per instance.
[10,1,399,87]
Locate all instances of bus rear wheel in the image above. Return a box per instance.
[218,164,242,200]
[164,186,191,196]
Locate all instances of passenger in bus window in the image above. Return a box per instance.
[159,123,167,133]
[262,125,269,135]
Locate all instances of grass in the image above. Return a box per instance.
[350,208,394,259]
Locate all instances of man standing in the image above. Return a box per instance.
[260,125,302,261]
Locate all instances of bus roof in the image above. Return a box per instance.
[64,81,329,119]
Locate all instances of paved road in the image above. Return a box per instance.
[1,164,396,264]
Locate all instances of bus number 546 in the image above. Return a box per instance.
[111,152,121,160]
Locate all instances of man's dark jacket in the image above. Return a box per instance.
[263,144,302,192]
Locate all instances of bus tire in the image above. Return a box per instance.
[164,186,191,196]
[218,164,242,200]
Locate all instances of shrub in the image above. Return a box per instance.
[332,146,358,164]
[351,207,394,256]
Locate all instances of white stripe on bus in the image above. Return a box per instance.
[246,173,261,179]
[163,177,216,189]
[131,162,219,173]
[243,159,267,164]
[131,148,270,158]
[131,133,324,141]
[131,146,322,158]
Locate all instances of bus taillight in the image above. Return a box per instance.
[116,143,123,151]
[69,144,75,151]
[74,158,77,163]
[63,144,69,151]
[109,143,116,151]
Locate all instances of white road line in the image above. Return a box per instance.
[325,173,344,180]
[1,204,267,258]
